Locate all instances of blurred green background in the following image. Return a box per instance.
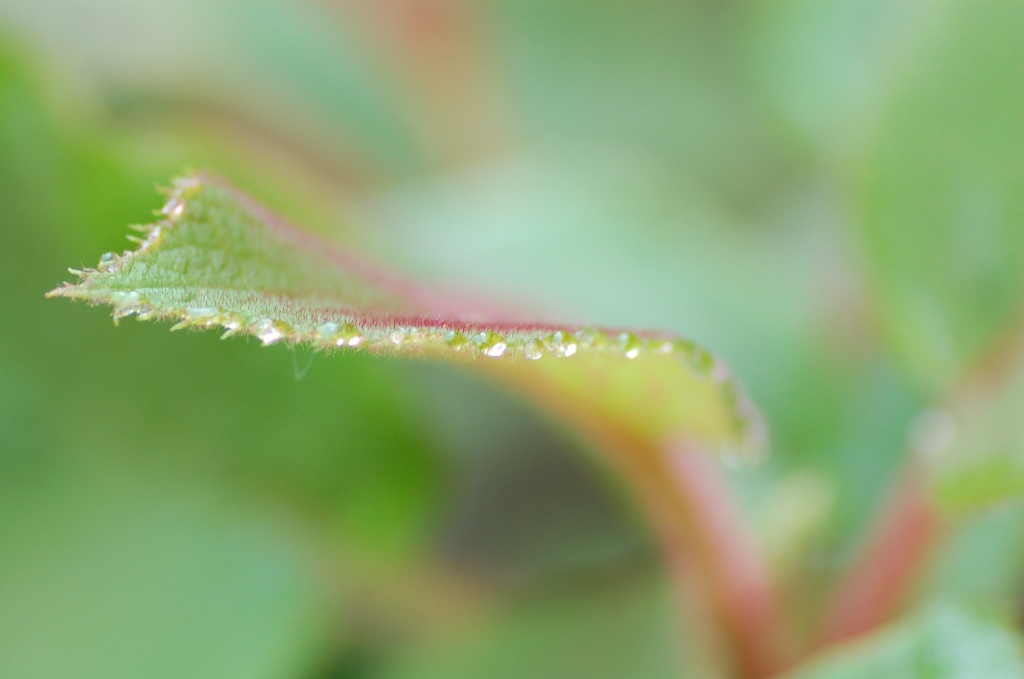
[2,1,1024,677]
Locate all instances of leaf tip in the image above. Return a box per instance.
[45,280,82,300]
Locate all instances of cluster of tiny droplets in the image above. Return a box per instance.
[93,174,767,457]
[93,176,199,278]
[90,177,204,324]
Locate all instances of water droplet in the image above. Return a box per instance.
[688,345,716,378]
[98,252,120,271]
[112,307,136,323]
[111,291,142,307]
[653,338,686,354]
[162,198,185,219]
[220,319,243,340]
[577,328,611,350]
[718,447,748,469]
[252,319,289,346]
[314,322,364,347]
[547,331,578,357]
[618,332,643,359]
[341,323,365,347]
[174,176,201,195]
[473,332,508,358]
[137,225,163,252]
[524,338,545,360]
[185,306,219,326]
[444,330,469,350]
[389,330,407,346]
[109,291,143,325]
[314,322,341,344]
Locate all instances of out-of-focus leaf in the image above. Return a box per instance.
[0,39,442,556]
[364,148,922,547]
[748,0,1024,519]
[782,604,1024,679]
[0,56,443,679]
[922,345,1024,515]
[377,574,686,679]
[0,0,421,176]
[933,459,1024,516]
[487,1,800,209]
[0,469,330,679]
[48,174,766,460]
[855,1,1024,391]
[745,0,943,159]
[928,503,1024,608]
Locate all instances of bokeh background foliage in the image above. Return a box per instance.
[3,1,1024,677]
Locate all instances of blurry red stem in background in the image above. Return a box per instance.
[815,303,1024,652]
[335,0,513,164]
[484,363,794,678]
[321,12,802,666]
[816,472,944,648]
[489,359,795,677]
[667,445,798,678]
[331,2,1006,670]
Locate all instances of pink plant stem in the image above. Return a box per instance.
[666,444,797,678]
[591,437,795,679]
[488,364,795,678]
[816,472,944,647]
[814,304,1024,651]
[337,0,513,163]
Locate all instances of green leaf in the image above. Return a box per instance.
[47,173,765,460]
[377,575,686,679]
[933,458,1024,516]
[825,0,1024,516]
[782,604,1024,679]
[0,469,329,679]
[855,1,1024,391]
[922,347,1024,515]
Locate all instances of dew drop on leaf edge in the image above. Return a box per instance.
[524,338,545,360]
[252,318,289,346]
[618,332,643,360]
[98,252,119,271]
[548,331,578,358]
[111,291,142,307]
[162,198,185,219]
[444,330,469,349]
[185,306,219,324]
[577,328,611,350]
[472,331,508,358]
[314,322,341,343]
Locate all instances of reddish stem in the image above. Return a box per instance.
[813,304,1024,651]
[487,362,795,678]
[667,445,797,678]
[816,472,944,647]
[334,0,513,164]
